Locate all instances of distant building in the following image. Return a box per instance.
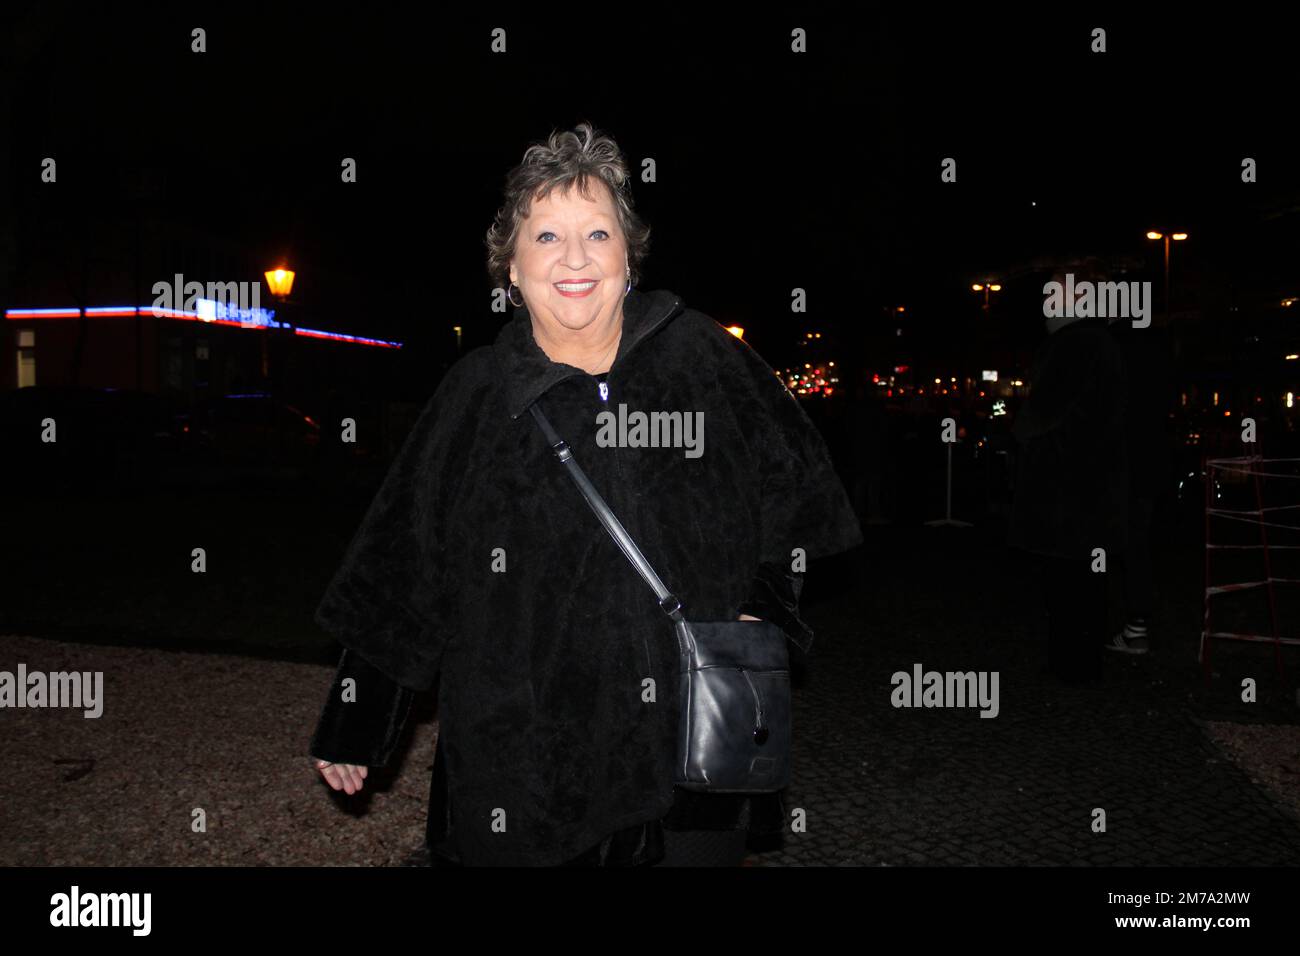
[3,217,403,404]
[4,300,400,399]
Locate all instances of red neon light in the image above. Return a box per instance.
[293,328,401,348]
[8,306,401,349]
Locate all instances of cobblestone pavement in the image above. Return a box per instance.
[752,524,1300,866]
[7,520,1298,867]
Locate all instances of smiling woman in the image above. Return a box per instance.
[486,124,651,378]
[505,194,630,373]
[307,121,863,867]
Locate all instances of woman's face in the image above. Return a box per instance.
[509,181,628,337]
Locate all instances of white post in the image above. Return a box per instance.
[925,442,972,527]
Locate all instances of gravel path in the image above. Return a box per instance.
[0,634,436,866]
[1202,721,1300,823]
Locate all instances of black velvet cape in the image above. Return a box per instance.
[309,287,863,866]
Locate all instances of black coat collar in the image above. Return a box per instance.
[492,287,683,420]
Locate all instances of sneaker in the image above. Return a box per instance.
[1105,620,1150,654]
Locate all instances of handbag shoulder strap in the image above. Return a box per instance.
[528,401,686,624]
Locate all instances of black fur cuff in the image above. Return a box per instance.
[309,648,416,767]
[736,561,814,653]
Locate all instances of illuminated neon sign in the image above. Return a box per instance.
[294,327,402,348]
[5,305,400,348]
[194,298,281,328]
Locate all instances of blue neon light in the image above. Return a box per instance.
[8,304,398,349]
[195,298,281,328]
[296,326,402,347]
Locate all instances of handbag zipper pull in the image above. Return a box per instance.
[738,666,769,744]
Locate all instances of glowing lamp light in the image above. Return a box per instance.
[1146,231,1163,240]
[726,326,744,339]
[1172,233,1188,241]
[265,268,295,298]
[989,284,1002,292]
[972,284,984,291]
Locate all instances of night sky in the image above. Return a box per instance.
[5,6,1298,378]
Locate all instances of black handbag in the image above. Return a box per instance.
[529,401,792,793]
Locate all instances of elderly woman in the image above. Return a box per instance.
[308,122,862,866]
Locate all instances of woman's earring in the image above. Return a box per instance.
[507,282,524,307]
[624,271,632,295]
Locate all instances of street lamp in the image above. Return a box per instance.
[262,265,296,382]
[1145,230,1187,322]
[265,268,296,299]
[971,281,1003,313]
[972,280,1007,377]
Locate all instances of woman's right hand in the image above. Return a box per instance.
[313,757,368,794]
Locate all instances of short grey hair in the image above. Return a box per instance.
[485,121,652,293]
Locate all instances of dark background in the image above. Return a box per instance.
[6,6,1297,384]
[2,6,1298,666]
[4,4,1300,881]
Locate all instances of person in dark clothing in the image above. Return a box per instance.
[1008,271,1128,683]
[849,379,892,525]
[305,122,862,866]
[1104,320,1175,654]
